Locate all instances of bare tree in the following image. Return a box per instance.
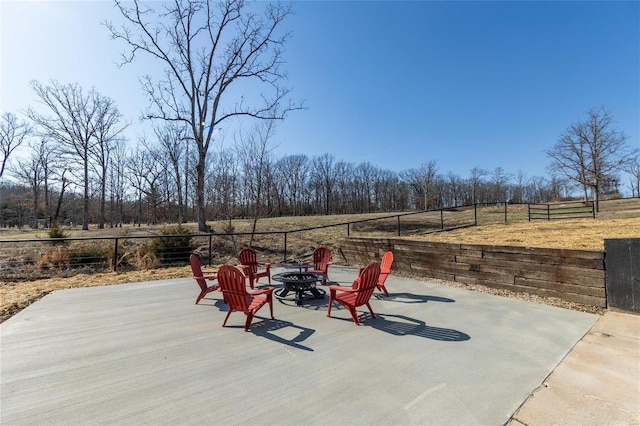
[125,146,148,227]
[209,148,240,233]
[490,166,512,203]
[155,123,191,222]
[235,121,275,245]
[11,142,45,228]
[403,161,439,210]
[106,140,127,227]
[335,161,354,214]
[1,112,31,178]
[445,171,463,207]
[468,166,488,205]
[106,0,302,232]
[547,107,637,211]
[27,81,125,230]
[128,139,167,225]
[623,155,640,198]
[311,154,336,215]
[273,154,309,216]
[91,96,128,229]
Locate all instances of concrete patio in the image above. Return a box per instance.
[1,266,600,425]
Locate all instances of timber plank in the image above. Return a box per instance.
[514,277,605,298]
[460,244,604,260]
[467,257,605,281]
[481,251,604,269]
[473,263,605,288]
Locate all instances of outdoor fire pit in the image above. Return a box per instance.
[272,272,326,305]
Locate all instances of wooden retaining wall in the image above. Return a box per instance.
[339,238,606,307]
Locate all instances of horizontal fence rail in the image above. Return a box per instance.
[0,201,603,282]
[528,201,595,220]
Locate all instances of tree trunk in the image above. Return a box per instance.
[196,158,208,232]
[83,161,89,230]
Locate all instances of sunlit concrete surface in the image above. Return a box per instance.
[1,266,599,425]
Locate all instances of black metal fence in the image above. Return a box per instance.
[0,201,603,282]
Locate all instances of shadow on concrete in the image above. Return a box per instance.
[376,292,456,304]
[371,313,470,342]
[249,318,315,352]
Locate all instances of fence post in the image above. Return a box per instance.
[208,234,213,265]
[547,204,550,220]
[283,232,288,262]
[474,204,478,226]
[347,223,350,237]
[504,202,508,223]
[440,209,444,229]
[397,216,401,236]
[528,204,531,221]
[113,238,119,272]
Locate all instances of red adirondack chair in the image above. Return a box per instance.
[238,248,271,289]
[217,265,274,332]
[189,254,220,304]
[377,251,394,296]
[306,246,332,285]
[327,262,381,325]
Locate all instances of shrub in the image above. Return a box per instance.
[47,224,69,245]
[68,242,110,269]
[38,246,70,269]
[150,224,194,263]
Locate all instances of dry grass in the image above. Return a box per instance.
[2,199,639,322]
[408,217,640,250]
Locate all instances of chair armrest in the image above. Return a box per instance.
[328,285,357,294]
[194,274,217,280]
[250,287,274,296]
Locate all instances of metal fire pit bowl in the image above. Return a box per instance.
[272,272,326,305]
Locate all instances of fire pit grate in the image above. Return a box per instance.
[272,272,326,305]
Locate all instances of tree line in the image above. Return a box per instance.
[1,103,637,230]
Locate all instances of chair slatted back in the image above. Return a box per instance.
[190,254,208,291]
[313,247,331,271]
[354,263,380,306]
[238,248,259,275]
[379,251,393,284]
[217,265,251,312]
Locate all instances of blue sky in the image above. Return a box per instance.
[1,1,639,188]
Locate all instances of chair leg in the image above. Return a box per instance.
[365,302,375,319]
[348,306,360,325]
[196,291,206,304]
[268,296,274,319]
[244,313,254,332]
[376,284,389,297]
[222,309,233,327]
[327,290,336,317]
